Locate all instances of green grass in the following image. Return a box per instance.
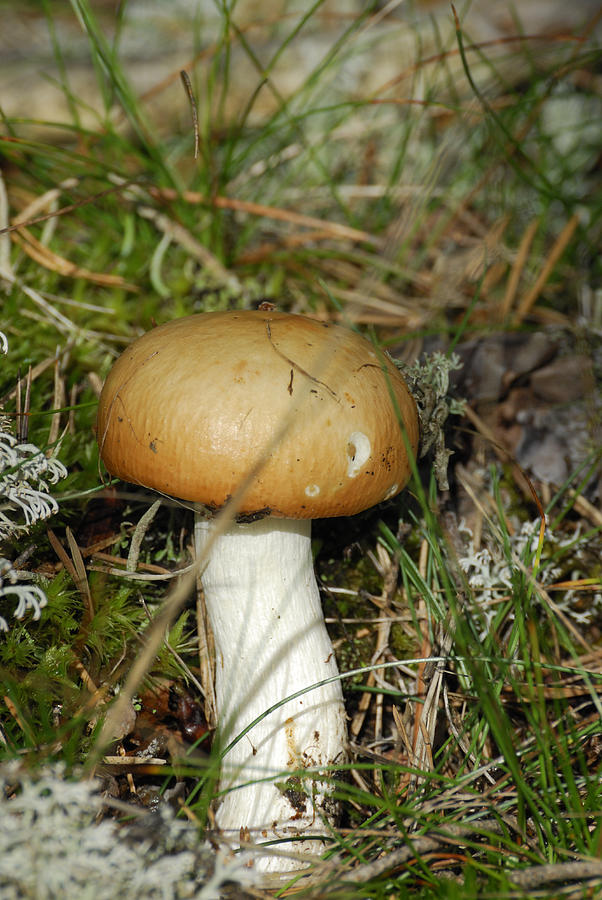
[1,1,601,896]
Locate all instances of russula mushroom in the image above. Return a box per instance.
[96,310,419,872]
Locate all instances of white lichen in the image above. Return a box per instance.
[457,517,602,630]
[0,429,67,633]
[0,431,67,540]
[0,763,257,900]
[1,336,68,634]
[0,558,48,632]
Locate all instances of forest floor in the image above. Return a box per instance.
[1,2,601,898]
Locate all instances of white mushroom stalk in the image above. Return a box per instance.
[196,516,346,871]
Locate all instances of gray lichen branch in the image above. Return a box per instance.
[392,351,465,492]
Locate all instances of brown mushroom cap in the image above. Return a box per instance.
[96,311,419,518]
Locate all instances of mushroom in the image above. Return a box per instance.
[96,310,419,872]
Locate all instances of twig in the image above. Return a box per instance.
[337,820,506,883]
[509,860,602,890]
[11,225,136,289]
[89,550,169,573]
[48,527,94,622]
[403,537,441,792]
[47,352,65,449]
[127,499,162,573]
[66,526,94,621]
[87,562,197,581]
[150,186,381,247]
[566,490,602,528]
[0,171,13,282]
[180,70,199,160]
[373,546,399,748]
[16,366,32,443]
[194,512,217,730]
[514,213,580,324]
[0,180,138,236]
[349,545,398,778]
[500,217,539,320]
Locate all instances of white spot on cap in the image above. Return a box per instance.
[384,482,399,500]
[347,431,371,478]
[305,484,320,497]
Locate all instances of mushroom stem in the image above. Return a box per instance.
[195,515,347,872]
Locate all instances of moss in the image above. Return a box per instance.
[337,632,375,687]
[389,621,418,660]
